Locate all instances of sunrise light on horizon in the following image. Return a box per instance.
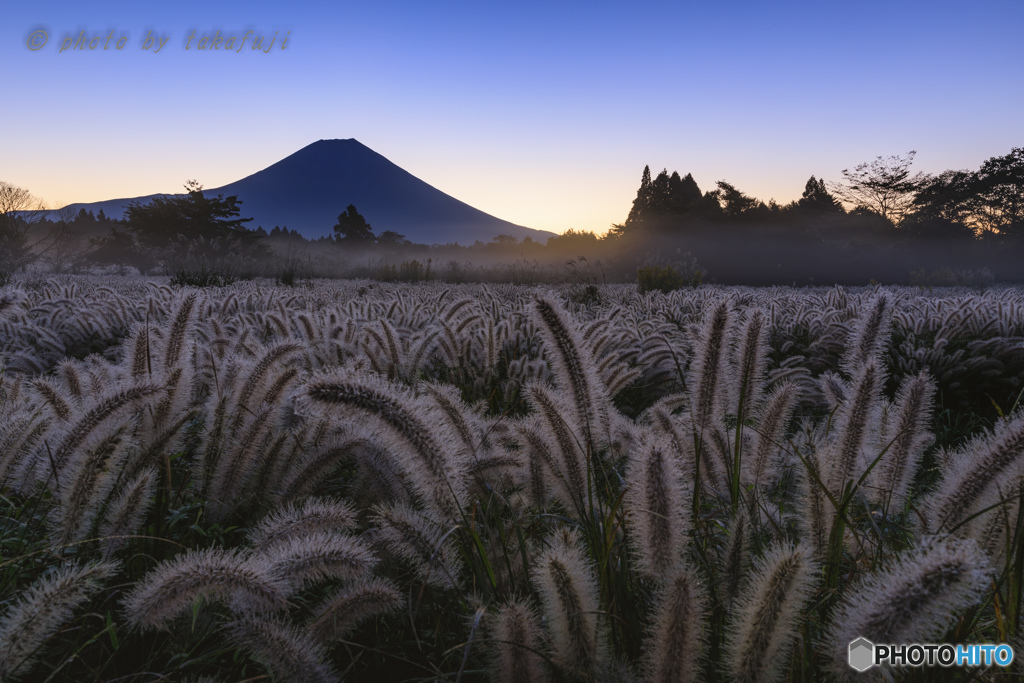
[2,0,1021,235]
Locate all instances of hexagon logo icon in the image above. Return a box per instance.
[848,637,875,672]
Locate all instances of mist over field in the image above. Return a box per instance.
[4,145,1022,288]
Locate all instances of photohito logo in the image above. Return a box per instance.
[849,638,1014,671]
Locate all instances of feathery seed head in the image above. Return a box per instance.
[248,498,358,548]
[724,544,817,683]
[826,538,992,681]
[624,437,691,577]
[641,566,707,683]
[308,578,404,643]
[305,371,467,518]
[258,530,377,592]
[123,548,288,631]
[532,535,605,678]
[227,614,339,683]
[489,598,551,683]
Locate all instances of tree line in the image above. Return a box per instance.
[614,147,1023,241]
[1,146,1021,284]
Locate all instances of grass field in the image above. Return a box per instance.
[1,276,1023,681]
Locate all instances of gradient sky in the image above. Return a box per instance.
[2,0,1022,235]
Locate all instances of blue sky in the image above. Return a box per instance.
[2,0,1021,234]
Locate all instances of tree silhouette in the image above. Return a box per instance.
[377,230,408,246]
[830,151,926,226]
[333,204,374,243]
[120,180,258,271]
[624,166,654,230]
[973,147,1024,238]
[797,176,843,215]
[711,181,760,218]
[0,181,40,272]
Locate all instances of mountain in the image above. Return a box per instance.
[61,139,553,245]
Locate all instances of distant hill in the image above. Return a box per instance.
[58,139,553,245]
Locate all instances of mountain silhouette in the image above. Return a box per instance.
[63,139,552,245]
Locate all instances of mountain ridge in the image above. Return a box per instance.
[58,139,553,245]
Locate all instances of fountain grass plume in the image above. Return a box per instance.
[99,466,156,558]
[248,497,358,547]
[825,538,991,681]
[274,437,376,504]
[127,324,151,379]
[206,403,275,520]
[0,413,46,487]
[234,341,302,415]
[123,548,288,631]
[818,371,848,410]
[405,328,440,380]
[308,578,405,644]
[147,366,186,432]
[625,437,691,576]
[198,393,230,494]
[719,509,750,609]
[840,294,891,376]
[31,379,71,421]
[797,449,834,560]
[162,292,197,370]
[258,530,377,592]
[745,382,797,488]
[641,566,707,683]
[515,421,560,508]
[0,561,117,681]
[532,297,609,444]
[371,502,462,591]
[349,438,418,509]
[724,543,816,683]
[227,614,339,683]
[525,383,588,514]
[924,410,1024,536]
[0,565,117,679]
[306,370,467,519]
[421,382,481,460]
[730,309,769,419]
[825,359,884,497]
[871,371,935,505]
[50,382,161,472]
[647,403,717,492]
[57,359,83,399]
[489,598,551,683]
[532,535,605,679]
[52,424,134,547]
[688,299,731,433]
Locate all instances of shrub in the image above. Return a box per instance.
[565,257,603,305]
[278,265,297,286]
[377,259,433,283]
[169,268,235,288]
[638,265,686,293]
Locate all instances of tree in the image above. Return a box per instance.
[0,181,41,272]
[624,166,654,230]
[41,203,87,273]
[121,180,259,270]
[972,147,1024,238]
[377,230,408,246]
[333,204,374,243]
[621,166,720,235]
[797,176,843,215]
[710,181,760,218]
[830,151,926,226]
